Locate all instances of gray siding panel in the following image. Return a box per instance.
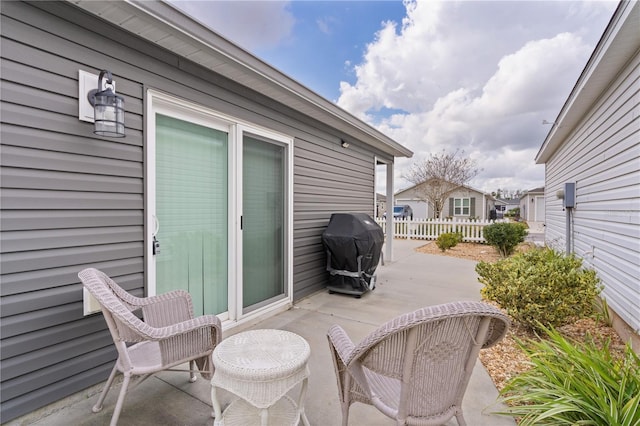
[1,188,143,210]
[2,346,115,401]
[0,1,384,420]
[1,57,79,98]
[3,284,89,318]
[1,365,113,423]
[1,167,143,193]
[1,243,143,277]
[1,262,143,298]
[292,137,375,298]
[544,49,640,335]
[2,144,143,178]
[0,2,142,420]
[1,210,143,231]
[1,123,143,160]
[1,327,112,380]
[2,226,143,252]
[2,101,144,143]
[1,315,108,359]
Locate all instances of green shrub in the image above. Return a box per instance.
[483,221,527,257]
[476,248,602,331]
[436,232,462,252]
[497,326,640,426]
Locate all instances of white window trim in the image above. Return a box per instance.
[453,197,471,216]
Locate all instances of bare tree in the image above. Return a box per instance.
[403,149,480,218]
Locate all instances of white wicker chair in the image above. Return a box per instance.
[78,268,222,425]
[327,301,509,426]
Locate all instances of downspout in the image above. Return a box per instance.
[566,207,572,255]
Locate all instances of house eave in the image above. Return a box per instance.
[535,0,639,165]
[67,0,413,159]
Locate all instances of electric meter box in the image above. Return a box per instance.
[563,182,576,208]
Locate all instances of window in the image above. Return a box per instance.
[454,198,470,216]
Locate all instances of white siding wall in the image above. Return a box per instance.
[519,194,544,222]
[544,51,640,334]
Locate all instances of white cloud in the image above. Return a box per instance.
[169,1,295,50]
[168,0,615,193]
[339,0,613,193]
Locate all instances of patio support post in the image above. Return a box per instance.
[385,162,394,262]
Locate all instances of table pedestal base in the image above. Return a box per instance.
[215,395,308,426]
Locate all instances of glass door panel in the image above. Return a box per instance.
[242,134,286,311]
[155,114,228,316]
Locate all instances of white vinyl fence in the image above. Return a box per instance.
[376,218,497,242]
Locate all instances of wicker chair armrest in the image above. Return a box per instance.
[156,315,222,369]
[327,324,357,365]
[136,314,222,342]
[137,290,192,307]
[141,290,194,327]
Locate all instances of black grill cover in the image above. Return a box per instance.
[321,213,384,282]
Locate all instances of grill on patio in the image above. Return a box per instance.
[321,213,384,298]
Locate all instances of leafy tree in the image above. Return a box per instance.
[403,149,480,218]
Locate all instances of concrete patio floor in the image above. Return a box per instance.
[9,239,518,426]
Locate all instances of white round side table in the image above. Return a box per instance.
[211,329,311,426]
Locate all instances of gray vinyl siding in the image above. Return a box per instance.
[543,49,640,335]
[293,137,377,299]
[1,2,145,420]
[1,1,388,420]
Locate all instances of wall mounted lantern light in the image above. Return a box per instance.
[87,70,125,137]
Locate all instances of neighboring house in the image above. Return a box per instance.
[519,187,545,222]
[493,198,507,218]
[395,181,496,220]
[495,198,521,216]
[535,1,639,348]
[0,1,412,421]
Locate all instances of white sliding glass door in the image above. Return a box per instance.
[147,91,292,323]
[155,114,229,316]
[241,132,287,313]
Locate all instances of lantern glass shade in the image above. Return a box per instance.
[94,88,125,137]
[88,70,125,138]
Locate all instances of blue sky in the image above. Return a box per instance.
[254,1,407,102]
[169,0,618,194]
